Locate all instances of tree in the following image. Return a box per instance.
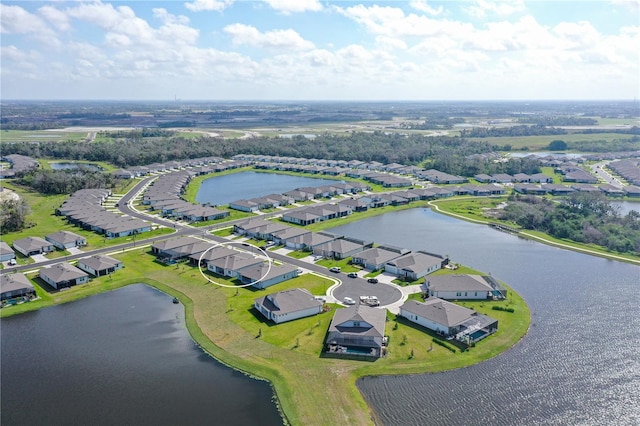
[548,140,567,151]
[0,198,31,232]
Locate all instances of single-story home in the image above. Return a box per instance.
[312,238,368,260]
[384,251,444,280]
[39,262,89,289]
[399,298,498,343]
[237,262,299,289]
[1,273,36,302]
[151,237,203,262]
[45,230,87,249]
[188,246,237,266]
[254,288,323,324]
[207,253,263,277]
[12,236,55,257]
[77,255,123,277]
[351,246,409,271]
[425,274,507,300]
[326,304,387,358]
[0,241,16,262]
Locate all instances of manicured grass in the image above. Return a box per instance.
[0,129,88,143]
[286,250,312,259]
[315,257,360,272]
[212,227,234,237]
[540,166,564,184]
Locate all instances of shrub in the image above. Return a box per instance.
[492,305,515,313]
[432,338,456,353]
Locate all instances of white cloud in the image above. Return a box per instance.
[224,23,315,50]
[262,0,322,14]
[184,0,234,12]
[410,0,443,16]
[37,5,71,31]
[464,0,526,19]
[153,8,190,25]
[0,3,59,45]
[609,0,640,11]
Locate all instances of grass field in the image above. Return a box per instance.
[469,132,637,150]
[0,129,88,143]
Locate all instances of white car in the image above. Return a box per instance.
[343,297,356,305]
[8,258,17,266]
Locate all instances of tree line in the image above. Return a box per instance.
[499,192,640,254]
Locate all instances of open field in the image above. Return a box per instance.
[469,132,638,150]
[0,248,530,425]
[0,129,89,143]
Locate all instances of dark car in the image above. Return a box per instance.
[367,278,379,284]
[347,272,358,278]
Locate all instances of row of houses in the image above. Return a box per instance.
[150,236,299,289]
[142,171,230,222]
[1,231,88,261]
[229,182,370,213]
[514,183,640,197]
[234,218,447,280]
[0,254,123,303]
[57,189,152,238]
[607,159,640,186]
[234,154,468,185]
[112,157,248,179]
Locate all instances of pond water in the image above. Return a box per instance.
[328,209,640,425]
[0,284,283,426]
[611,200,640,215]
[49,162,102,171]
[195,171,338,205]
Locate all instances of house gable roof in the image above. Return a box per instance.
[328,305,386,338]
[254,288,322,316]
[426,274,493,293]
[401,298,475,328]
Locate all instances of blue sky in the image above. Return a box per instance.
[1,0,638,100]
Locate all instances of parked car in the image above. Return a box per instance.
[343,297,356,305]
[347,272,358,278]
[367,278,378,284]
[329,266,341,273]
[8,258,17,266]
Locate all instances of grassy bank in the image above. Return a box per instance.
[1,247,530,425]
[429,197,640,265]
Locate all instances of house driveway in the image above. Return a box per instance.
[67,247,84,255]
[330,276,403,308]
[30,254,48,263]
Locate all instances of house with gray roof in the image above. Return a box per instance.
[352,246,410,271]
[1,273,36,302]
[312,238,369,260]
[151,237,203,263]
[0,241,16,262]
[254,288,323,324]
[45,231,87,249]
[39,262,89,289]
[207,253,263,277]
[188,246,237,266]
[271,226,311,246]
[425,274,506,300]
[12,237,55,257]
[77,255,123,277]
[325,305,387,358]
[384,251,444,280]
[399,298,498,343]
[237,262,299,289]
[285,231,338,251]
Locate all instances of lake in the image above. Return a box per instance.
[0,284,283,426]
[328,208,640,425]
[195,171,339,205]
[49,161,102,171]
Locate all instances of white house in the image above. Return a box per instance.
[254,288,323,324]
[13,237,55,257]
[0,241,16,262]
[426,274,505,300]
[384,251,443,280]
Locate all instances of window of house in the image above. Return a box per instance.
[353,321,361,327]
[456,292,461,296]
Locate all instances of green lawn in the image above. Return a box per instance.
[0,129,88,143]
[469,132,637,150]
[315,257,360,272]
